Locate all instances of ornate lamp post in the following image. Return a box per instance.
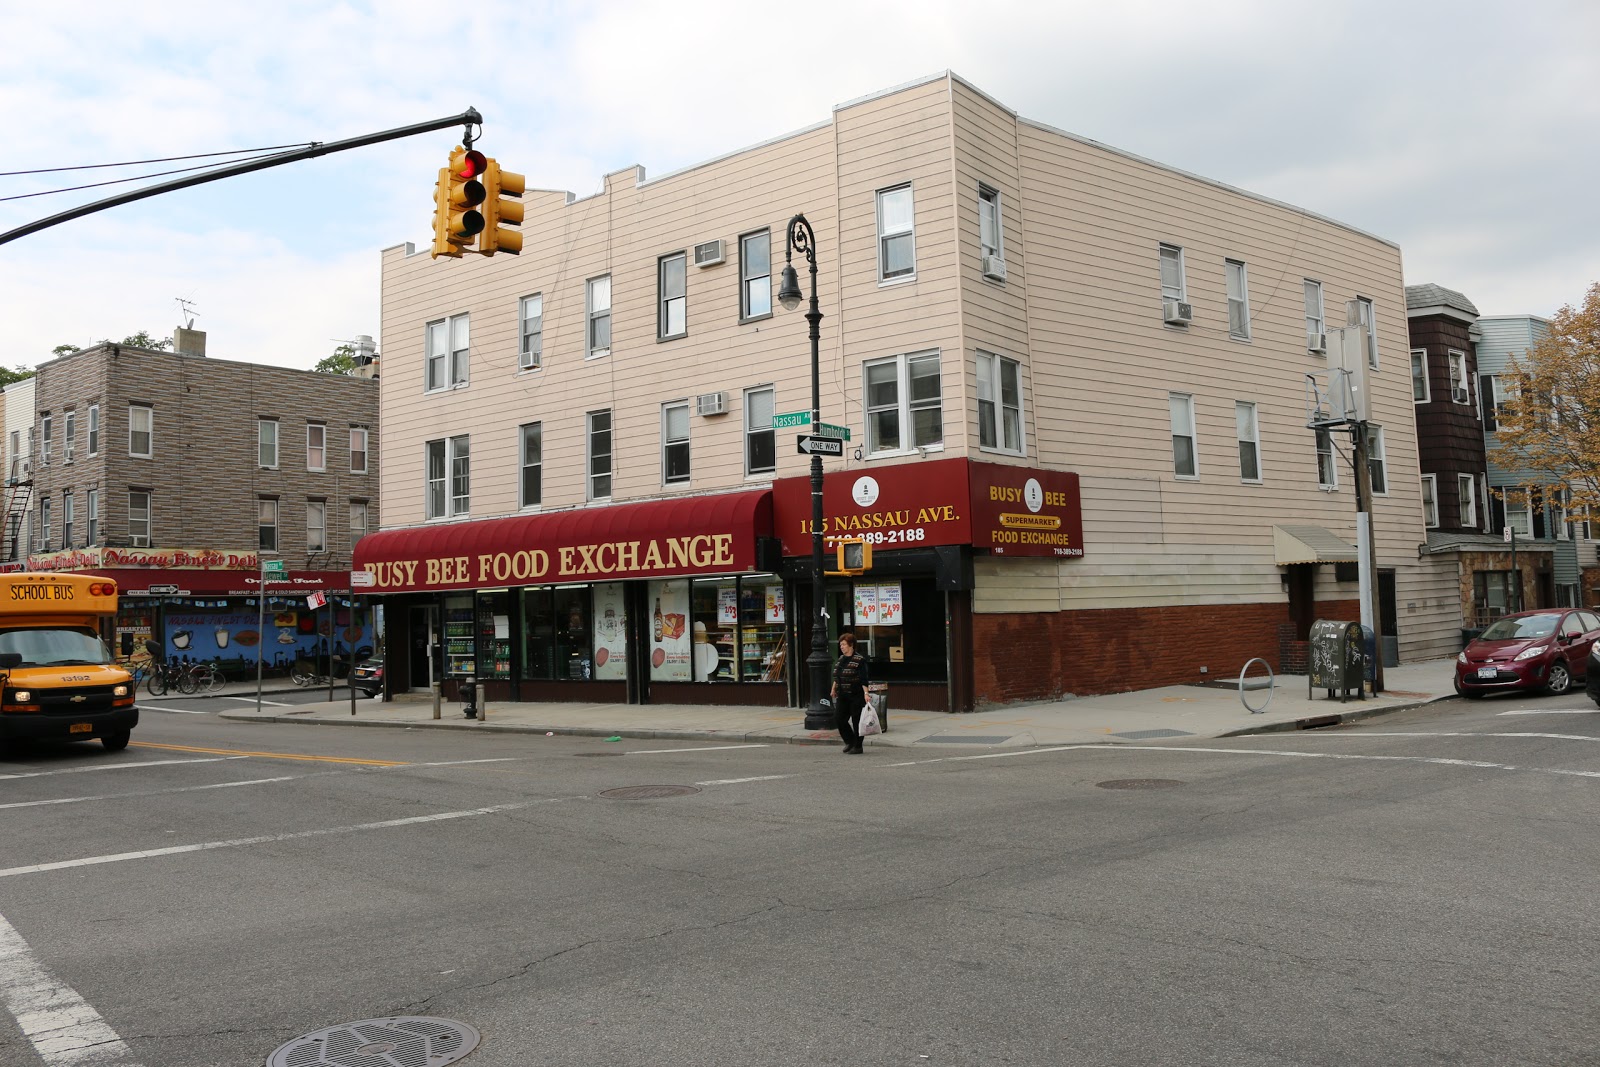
[777,213,835,731]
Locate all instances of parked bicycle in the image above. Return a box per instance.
[290,656,350,687]
[144,660,197,696]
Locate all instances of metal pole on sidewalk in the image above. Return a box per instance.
[325,595,335,702]
[254,555,266,714]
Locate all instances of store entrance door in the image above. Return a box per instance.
[408,604,438,690]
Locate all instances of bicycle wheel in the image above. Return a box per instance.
[205,664,225,694]
[291,662,313,686]
[177,667,200,695]
[146,667,167,697]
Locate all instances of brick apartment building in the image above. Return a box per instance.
[3,334,380,673]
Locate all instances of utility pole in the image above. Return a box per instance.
[1351,420,1385,693]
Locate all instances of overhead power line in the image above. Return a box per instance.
[0,144,314,178]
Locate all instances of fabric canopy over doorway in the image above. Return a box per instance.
[1272,525,1357,565]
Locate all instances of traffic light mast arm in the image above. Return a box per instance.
[0,108,484,248]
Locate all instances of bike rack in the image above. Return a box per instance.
[1239,657,1275,714]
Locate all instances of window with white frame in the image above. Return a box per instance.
[258,497,278,551]
[1367,425,1388,494]
[86,488,98,545]
[519,423,542,508]
[425,436,470,519]
[1316,429,1337,489]
[349,501,368,546]
[1460,476,1479,529]
[1225,259,1251,340]
[62,491,73,547]
[1160,244,1186,303]
[587,410,612,500]
[864,352,942,454]
[1421,475,1439,528]
[976,351,1023,454]
[587,275,611,358]
[87,405,99,456]
[306,423,326,471]
[745,386,775,475]
[38,497,51,549]
[740,231,771,320]
[662,401,690,483]
[519,294,543,370]
[258,419,279,467]
[63,411,75,461]
[306,499,326,552]
[349,427,368,474]
[128,490,150,547]
[1355,296,1378,368]
[425,313,469,391]
[1410,350,1430,403]
[876,184,915,281]
[978,185,1003,262]
[40,414,51,464]
[1479,475,1491,532]
[128,404,152,457]
[1304,279,1325,348]
[658,253,687,340]
[1170,393,1198,478]
[1446,351,1469,405]
[1235,401,1261,482]
[1504,489,1532,536]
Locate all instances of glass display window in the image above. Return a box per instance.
[647,579,692,681]
[739,575,787,682]
[553,586,591,679]
[692,577,737,681]
[591,582,627,681]
[521,588,555,680]
[475,590,511,680]
[443,594,475,679]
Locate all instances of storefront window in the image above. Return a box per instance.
[443,594,474,679]
[740,575,787,682]
[553,586,591,679]
[648,579,692,681]
[835,576,945,684]
[521,588,555,680]
[692,578,737,681]
[475,590,511,680]
[592,583,627,680]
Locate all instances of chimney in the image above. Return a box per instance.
[174,327,207,357]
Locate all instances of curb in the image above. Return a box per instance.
[216,712,846,747]
[1218,696,1445,736]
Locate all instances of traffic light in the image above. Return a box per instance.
[833,537,871,575]
[430,146,487,259]
[478,157,526,256]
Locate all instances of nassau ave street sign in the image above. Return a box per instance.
[796,434,844,456]
[774,411,851,441]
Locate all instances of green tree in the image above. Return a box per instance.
[0,364,33,387]
[313,343,358,375]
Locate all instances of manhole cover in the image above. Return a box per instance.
[1095,778,1186,790]
[268,1017,480,1067]
[597,784,701,800]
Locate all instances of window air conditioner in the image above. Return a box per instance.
[693,240,725,268]
[63,446,74,464]
[981,254,1008,281]
[695,391,728,417]
[20,460,32,478]
[1453,388,1470,404]
[1307,332,1327,354]
[1163,300,1194,326]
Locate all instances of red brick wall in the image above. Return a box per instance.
[972,599,1359,704]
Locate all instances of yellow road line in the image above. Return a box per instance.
[130,741,406,767]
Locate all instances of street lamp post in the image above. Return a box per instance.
[778,213,835,731]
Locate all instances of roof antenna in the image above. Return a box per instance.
[175,297,199,330]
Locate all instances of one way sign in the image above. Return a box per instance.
[796,434,844,456]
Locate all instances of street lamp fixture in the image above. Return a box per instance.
[781,213,835,731]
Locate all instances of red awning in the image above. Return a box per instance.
[353,491,773,593]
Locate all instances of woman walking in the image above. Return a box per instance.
[831,632,870,754]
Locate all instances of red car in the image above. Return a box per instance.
[1454,608,1600,697]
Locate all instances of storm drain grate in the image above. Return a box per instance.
[1111,728,1195,740]
[1096,778,1186,790]
[268,1017,480,1067]
[915,735,1014,745]
[598,784,702,800]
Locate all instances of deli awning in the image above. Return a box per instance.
[1273,525,1358,565]
[353,491,774,593]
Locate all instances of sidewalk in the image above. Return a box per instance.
[204,658,1462,749]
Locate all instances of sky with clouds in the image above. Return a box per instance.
[2,0,1595,371]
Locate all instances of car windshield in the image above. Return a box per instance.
[1481,614,1561,641]
[0,627,113,667]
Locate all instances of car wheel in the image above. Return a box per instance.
[1547,662,1574,695]
[102,730,131,752]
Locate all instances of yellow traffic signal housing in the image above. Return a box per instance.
[430,147,487,259]
[832,537,871,575]
[478,158,526,257]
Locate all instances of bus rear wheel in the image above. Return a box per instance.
[102,730,131,752]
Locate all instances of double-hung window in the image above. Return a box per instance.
[1481,374,1514,431]
[1447,351,1470,405]
[1225,260,1251,340]
[587,410,612,500]
[662,402,690,483]
[40,414,51,465]
[978,186,1003,264]
[87,405,99,455]
[658,253,687,340]
[519,423,542,508]
[425,313,469,391]
[86,488,99,545]
[976,351,1023,454]
[1170,394,1198,478]
[864,352,942,454]
[349,501,368,546]
[63,412,75,461]
[425,437,470,519]
[876,184,915,281]
[1461,476,1481,529]
[1503,488,1532,536]
[62,492,73,547]
[1316,429,1338,489]
[128,490,151,547]
[1410,349,1430,403]
[306,423,326,472]
[1368,426,1388,494]
[587,275,611,358]
[128,404,152,457]
[258,419,279,467]
[1304,280,1325,349]
[1236,401,1261,482]
[349,427,369,474]
[306,499,326,552]
[258,497,278,551]
[39,497,51,549]
[519,294,543,370]
[1355,296,1378,368]
[740,231,771,320]
[1421,475,1439,528]
[744,387,775,475]
[1160,244,1186,305]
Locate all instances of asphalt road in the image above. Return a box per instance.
[3,692,1599,1066]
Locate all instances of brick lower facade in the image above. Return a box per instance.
[972,599,1360,705]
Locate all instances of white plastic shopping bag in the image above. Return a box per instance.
[859,700,881,737]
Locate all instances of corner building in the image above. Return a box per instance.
[361,72,1442,712]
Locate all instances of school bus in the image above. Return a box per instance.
[0,573,138,752]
